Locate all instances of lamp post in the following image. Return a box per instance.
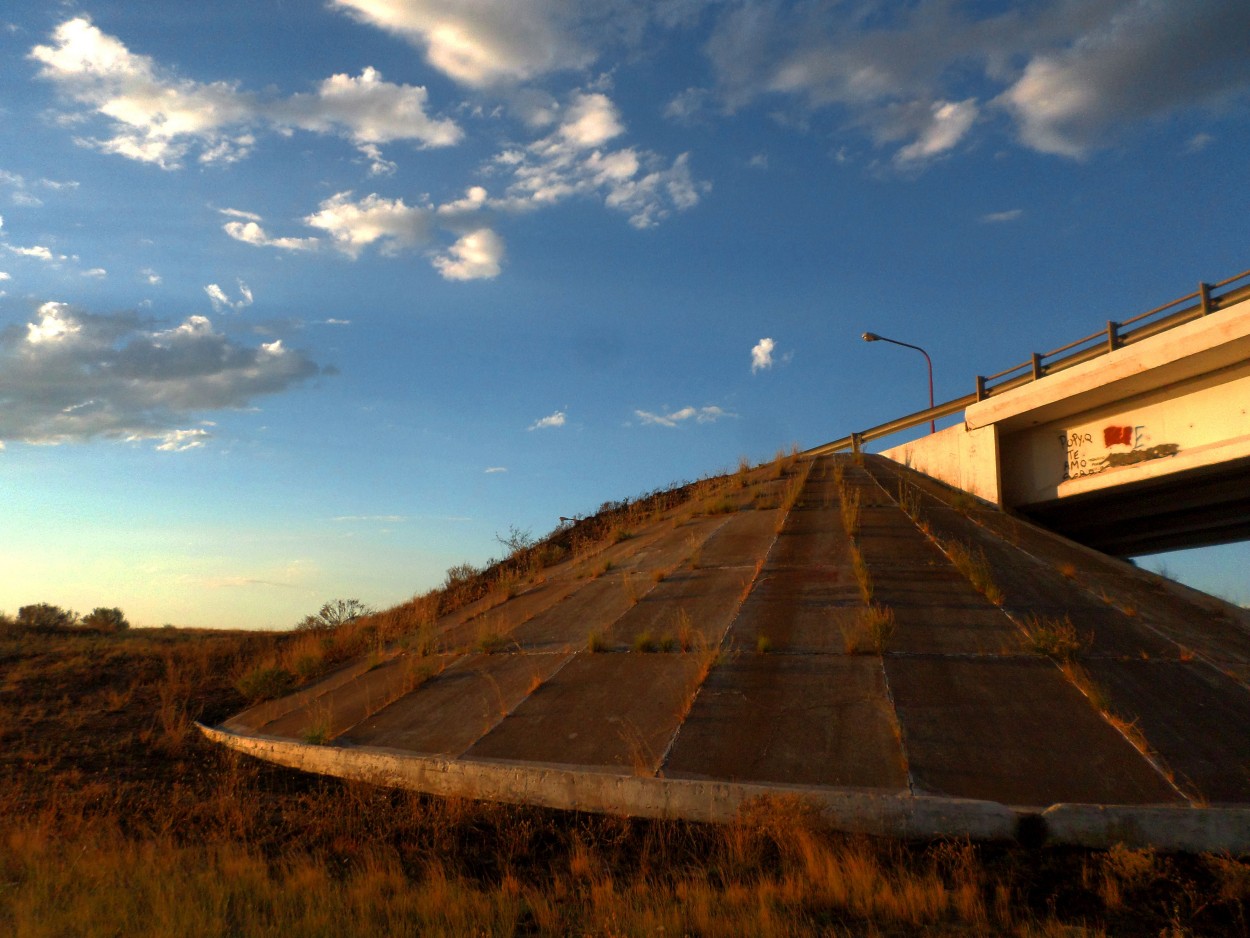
[862,332,935,434]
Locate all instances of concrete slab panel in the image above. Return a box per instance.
[463,653,706,773]
[604,515,729,574]
[663,655,908,789]
[439,577,584,651]
[694,508,781,568]
[257,652,436,740]
[339,652,571,756]
[222,657,377,734]
[509,572,643,651]
[856,511,951,566]
[770,507,850,568]
[608,567,752,650]
[727,568,859,653]
[886,656,1183,806]
[1081,658,1250,803]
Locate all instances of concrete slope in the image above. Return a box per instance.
[205,454,1250,850]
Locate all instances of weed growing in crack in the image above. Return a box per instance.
[1022,614,1086,661]
[843,604,895,655]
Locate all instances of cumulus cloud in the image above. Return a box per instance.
[0,301,323,447]
[328,0,596,88]
[635,405,734,427]
[750,337,775,373]
[484,466,507,473]
[204,280,254,312]
[304,192,431,258]
[433,228,504,280]
[528,410,566,430]
[31,17,460,169]
[7,244,60,262]
[275,66,463,150]
[494,90,708,229]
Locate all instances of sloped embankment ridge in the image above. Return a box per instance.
[203,454,1250,851]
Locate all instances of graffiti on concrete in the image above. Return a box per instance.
[1060,424,1179,481]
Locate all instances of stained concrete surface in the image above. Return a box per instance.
[211,453,1250,846]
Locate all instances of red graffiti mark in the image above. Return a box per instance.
[1103,425,1132,447]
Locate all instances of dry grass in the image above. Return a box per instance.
[839,485,863,538]
[4,574,1250,936]
[944,540,1005,605]
[850,543,874,605]
[1022,614,1086,661]
[843,604,896,655]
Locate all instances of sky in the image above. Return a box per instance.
[1,0,1248,629]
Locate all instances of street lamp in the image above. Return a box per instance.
[862,332,936,434]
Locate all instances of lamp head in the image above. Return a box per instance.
[862,332,881,342]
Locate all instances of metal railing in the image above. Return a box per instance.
[806,268,1250,457]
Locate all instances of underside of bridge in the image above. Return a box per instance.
[204,453,1250,851]
[1020,455,1250,556]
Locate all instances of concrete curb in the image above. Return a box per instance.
[198,724,1250,851]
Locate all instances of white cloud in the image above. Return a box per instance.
[219,207,262,222]
[154,428,210,452]
[893,98,978,163]
[980,208,1023,223]
[328,0,595,88]
[528,410,566,430]
[82,267,107,278]
[0,302,322,447]
[222,219,319,252]
[204,280,254,312]
[433,228,504,280]
[997,2,1250,157]
[700,1,1250,165]
[750,337,775,373]
[323,318,352,326]
[275,66,462,152]
[635,405,734,428]
[31,18,460,170]
[484,466,508,473]
[304,192,431,258]
[26,302,82,344]
[140,268,161,285]
[0,272,10,281]
[495,90,708,229]
[7,244,57,261]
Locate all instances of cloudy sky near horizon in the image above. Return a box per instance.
[2,0,1248,628]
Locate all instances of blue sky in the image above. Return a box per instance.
[2,1,1248,628]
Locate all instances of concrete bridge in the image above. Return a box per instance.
[815,269,1250,556]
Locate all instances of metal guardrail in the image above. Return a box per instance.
[806,268,1250,457]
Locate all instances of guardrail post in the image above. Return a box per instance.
[1106,320,1119,352]
[975,375,986,402]
[1030,353,1043,381]
[851,432,863,455]
[1199,282,1212,315]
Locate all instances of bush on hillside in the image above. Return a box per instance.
[81,607,130,633]
[296,599,374,632]
[16,603,78,631]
